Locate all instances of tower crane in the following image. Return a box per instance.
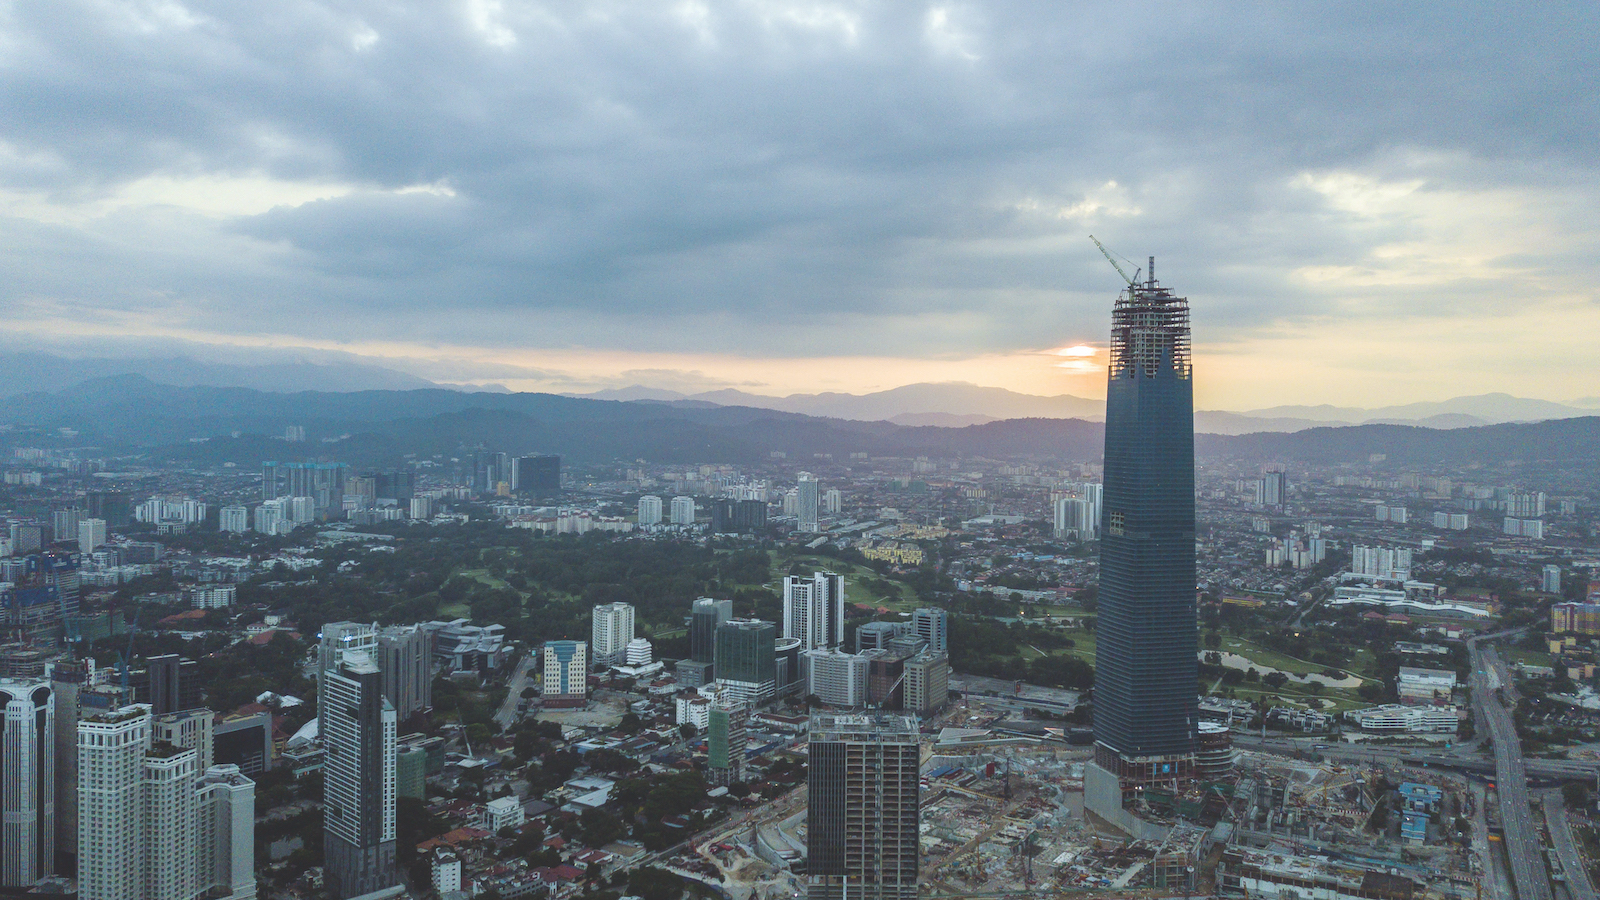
[1089,235,1140,288]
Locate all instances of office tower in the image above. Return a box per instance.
[377,625,432,720]
[797,473,821,532]
[345,475,377,508]
[706,699,747,786]
[147,653,182,716]
[823,488,843,514]
[806,713,920,900]
[637,495,663,526]
[50,660,86,874]
[1087,258,1199,825]
[803,649,870,708]
[86,491,132,528]
[541,641,588,708]
[213,710,273,775]
[625,638,653,667]
[1544,565,1563,595]
[219,506,249,533]
[375,471,415,504]
[513,455,561,496]
[197,765,257,900]
[77,704,151,900]
[690,597,733,665]
[710,498,768,534]
[78,517,106,554]
[591,603,636,666]
[910,608,948,654]
[775,636,804,695]
[856,621,909,653]
[782,489,799,518]
[397,746,428,799]
[471,450,510,494]
[1,678,54,886]
[783,571,845,651]
[714,619,777,706]
[669,496,696,525]
[155,708,215,770]
[903,652,950,714]
[322,650,398,899]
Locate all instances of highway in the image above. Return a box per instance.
[1471,636,1554,900]
[1540,787,1598,900]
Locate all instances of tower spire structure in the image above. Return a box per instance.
[1084,252,1199,831]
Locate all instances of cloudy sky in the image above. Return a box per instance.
[2,1,1596,408]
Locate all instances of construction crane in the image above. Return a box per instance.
[1089,235,1140,288]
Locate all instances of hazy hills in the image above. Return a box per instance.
[573,382,1596,434]
[2,377,1597,468]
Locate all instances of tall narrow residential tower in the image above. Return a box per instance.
[1085,257,1199,829]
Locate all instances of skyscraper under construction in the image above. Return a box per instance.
[806,713,920,900]
[1084,256,1200,832]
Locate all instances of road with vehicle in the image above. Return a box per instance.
[1472,636,1553,900]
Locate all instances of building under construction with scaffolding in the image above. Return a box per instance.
[1084,247,1202,836]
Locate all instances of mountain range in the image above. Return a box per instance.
[0,351,1593,435]
[1,376,1596,469]
[571,383,1596,434]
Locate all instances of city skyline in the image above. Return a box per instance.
[1,5,1596,408]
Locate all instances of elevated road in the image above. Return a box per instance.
[1472,636,1553,900]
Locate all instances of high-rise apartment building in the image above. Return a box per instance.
[783,572,845,651]
[219,505,250,533]
[1087,258,1200,827]
[823,488,842,514]
[637,495,663,526]
[669,496,696,525]
[1544,565,1563,595]
[903,652,950,714]
[322,650,397,899]
[1351,545,1412,581]
[910,608,948,655]
[806,713,920,900]
[77,704,248,900]
[1,678,53,886]
[591,603,636,666]
[78,705,151,900]
[803,649,870,708]
[796,473,821,533]
[196,765,257,900]
[541,641,588,708]
[714,619,777,706]
[78,517,107,554]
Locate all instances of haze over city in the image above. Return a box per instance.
[3,3,1597,408]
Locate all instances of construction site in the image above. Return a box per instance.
[674,681,1484,900]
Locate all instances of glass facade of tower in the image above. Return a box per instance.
[1092,264,1198,761]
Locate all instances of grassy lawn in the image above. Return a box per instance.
[458,567,526,598]
[1217,636,1365,681]
[1505,646,1556,669]
[439,601,471,618]
[771,554,919,611]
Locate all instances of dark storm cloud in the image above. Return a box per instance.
[0,1,1595,357]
